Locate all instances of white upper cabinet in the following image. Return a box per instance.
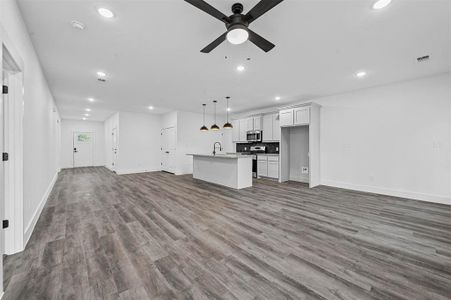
[272,113,280,141]
[279,109,294,127]
[232,115,264,142]
[294,107,310,125]
[262,114,273,141]
[253,116,262,131]
[232,120,240,142]
[262,113,280,141]
[239,119,247,141]
[246,117,254,131]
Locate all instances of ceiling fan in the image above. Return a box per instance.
[185,0,284,53]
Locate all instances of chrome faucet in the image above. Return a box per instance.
[213,142,222,155]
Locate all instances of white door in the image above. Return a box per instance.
[73,132,93,167]
[161,127,176,173]
[111,127,118,170]
[0,74,5,293]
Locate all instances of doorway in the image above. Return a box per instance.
[161,127,176,173]
[111,127,118,171]
[73,132,93,167]
[1,35,26,295]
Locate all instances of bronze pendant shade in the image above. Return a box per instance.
[200,104,208,131]
[223,96,233,129]
[211,100,220,131]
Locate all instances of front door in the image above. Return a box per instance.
[161,127,176,173]
[73,132,93,167]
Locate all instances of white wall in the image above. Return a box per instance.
[116,112,161,175]
[316,73,451,204]
[60,120,105,169]
[176,111,229,175]
[0,0,61,250]
[289,126,309,182]
[104,112,119,171]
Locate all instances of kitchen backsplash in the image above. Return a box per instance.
[236,142,280,154]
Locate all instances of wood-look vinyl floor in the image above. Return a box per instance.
[3,167,451,299]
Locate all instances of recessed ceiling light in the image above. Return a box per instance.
[275,96,281,101]
[236,65,245,72]
[355,71,367,78]
[85,108,91,112]
[84,113,90,117]
[88,97,95,102]
[82,117,87,120]
[373,0,392,10]
[98,7,114,18]
[71,20,85,30]
[97,71,106,78]
[148,106,154,110]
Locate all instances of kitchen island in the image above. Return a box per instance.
[188,154,253,189]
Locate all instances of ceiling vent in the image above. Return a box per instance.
[97,78,107,82]
[417,55,430,63]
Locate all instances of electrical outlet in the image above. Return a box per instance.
[302,167,309,174]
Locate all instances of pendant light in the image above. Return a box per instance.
[211,100,220,131]
[223,96,233,129]
[200,104,208,131]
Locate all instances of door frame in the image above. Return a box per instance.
[160,126,176,174]
[111,127,118,171]
[72,131,94,168]
[1,24,25,261]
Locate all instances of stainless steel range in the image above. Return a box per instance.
[249,146,266,178]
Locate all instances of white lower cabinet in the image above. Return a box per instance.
[257,155,268,177]
[257,155,279,179]
[267,158,279,178]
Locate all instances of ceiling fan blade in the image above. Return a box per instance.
[200,32,227,53]
[185,0,230,24]
[245,0,284,24]
[247,29,275,52]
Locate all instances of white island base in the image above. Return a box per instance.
[190,154,253,189]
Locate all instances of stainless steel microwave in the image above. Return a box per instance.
[246,130,262,142]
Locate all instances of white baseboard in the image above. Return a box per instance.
[321,179,451,206]
[290,175,309,183]
[0,291,4,299]
[115,167,161,175]
[24,170,59,246]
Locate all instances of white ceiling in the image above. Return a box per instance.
[17,0,451,121]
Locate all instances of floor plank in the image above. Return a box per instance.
[3,167,451,299]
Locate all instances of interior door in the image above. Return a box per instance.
[0,73,5,293]
[111,127,118,170]
[161,127,176,173]
[73,132,93,167]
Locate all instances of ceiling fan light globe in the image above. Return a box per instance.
[226,28,249,45]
